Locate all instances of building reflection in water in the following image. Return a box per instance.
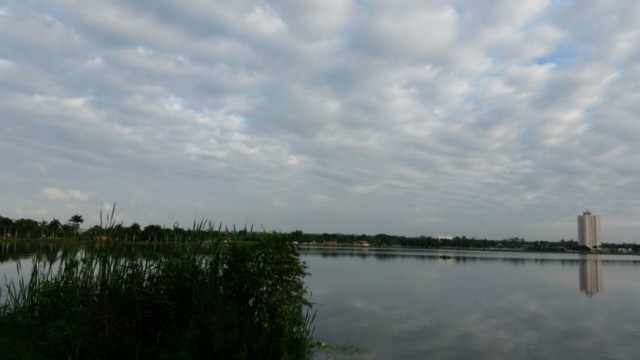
[579,254,603,296]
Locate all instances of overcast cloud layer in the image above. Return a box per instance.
[2,0,640,242]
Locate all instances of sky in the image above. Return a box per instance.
[1,0,640,242]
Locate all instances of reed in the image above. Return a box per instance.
[0,223,314,359]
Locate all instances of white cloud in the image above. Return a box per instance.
[85,56,104,68]
[0,57,14,69]
[244,5,286,35]
[42,188,89,201]
[358,2,460,59]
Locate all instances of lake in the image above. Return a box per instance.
[2,243,640,359]
[300,247,640,359]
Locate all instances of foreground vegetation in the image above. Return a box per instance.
[0,224,313,359]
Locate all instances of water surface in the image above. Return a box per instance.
[2,244,639,359]
[300,247,640,359]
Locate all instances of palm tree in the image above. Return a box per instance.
[48,219,62,238]
[69,214,84,239]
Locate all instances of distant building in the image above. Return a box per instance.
[433,234,454,240]
[577,211,601,249]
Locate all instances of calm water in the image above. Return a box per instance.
[300,247,640,360]
[0,242,65,304]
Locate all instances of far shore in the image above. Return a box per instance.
[297,243,640,256]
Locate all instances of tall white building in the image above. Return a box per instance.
[577,211,601,249]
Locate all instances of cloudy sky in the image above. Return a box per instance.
[1,0,640,242]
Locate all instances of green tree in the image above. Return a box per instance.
[69,214,84,226]
[112,223,125,240]
[61,223,73,240]
[48,219,62,238]
[0,215,14,238]
[69,214,84,239]
[14,219,39,239]
[128,223,141,242]
[38,220,48,238]
[142,224,163,242]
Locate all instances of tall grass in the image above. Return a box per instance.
[0,222,314,359]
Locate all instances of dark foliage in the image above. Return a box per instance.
[0,233,313,359]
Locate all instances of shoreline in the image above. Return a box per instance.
[297,243,640,256]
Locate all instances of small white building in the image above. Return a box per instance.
[433,234,454,240]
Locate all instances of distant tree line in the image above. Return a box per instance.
[296,233,640,254]
[2,213,639,253]
[0,214,263,243]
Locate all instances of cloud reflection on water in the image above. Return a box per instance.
[303,248,640,359]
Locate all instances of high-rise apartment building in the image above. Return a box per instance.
[577,211,601,249]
